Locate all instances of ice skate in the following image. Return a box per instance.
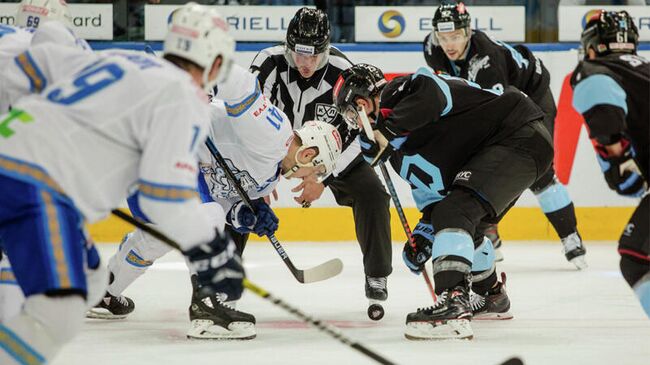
[187,292,256,340]
[562,232,587,270]
[365,276,387,320]
[405,285,473,340]
[86,292,135,320]
[471,273,513,320]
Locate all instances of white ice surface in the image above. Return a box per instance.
[55,242,650,365]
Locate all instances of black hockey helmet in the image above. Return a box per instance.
[432,2,471,34]
[580,10,638,58]
[332,64,387,129]
[286,7,331,55]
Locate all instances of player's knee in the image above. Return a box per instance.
[24,293,86,344]
[431,190,486,235]
[529,170,556,194]
[128,230,172,264]
[620,254,650,288]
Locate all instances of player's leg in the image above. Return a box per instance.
[471,220,512,320]
[0,251,25,322]
[530,169,586,269]
[328,163,392,309]
[618,194,650,317]
[185,203,256,339]
[534,88,586,269]
[0,176,92,364]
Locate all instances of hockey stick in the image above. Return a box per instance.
[204,137,343,284]
[244,279,397,365]
[357,109,436,302]
[378,164,436,302]
[110,209,395,365]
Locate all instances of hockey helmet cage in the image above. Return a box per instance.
[16,0,70,29]
[581,10,638,58]
[333,64,387,129]
[164,2,235,92]
[290,121,342,181]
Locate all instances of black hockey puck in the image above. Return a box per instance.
[367,304,384,321]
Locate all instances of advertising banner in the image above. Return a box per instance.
[145,5,303,42]
[559,6,650,41]
[0,3,113,40]
[355,6,525,42]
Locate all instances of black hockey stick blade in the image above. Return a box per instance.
[244,279,398,365]
[499,357,524,365]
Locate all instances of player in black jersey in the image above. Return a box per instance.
[334,63,553,339]
[570,10,649,318]
[423,2,586,269]
[249,8,393,315]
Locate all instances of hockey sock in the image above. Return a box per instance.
[473,271,498,296]
[535,180,578,238]
[544,203,579,239]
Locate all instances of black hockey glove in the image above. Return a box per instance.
[358,132,392,167]
[596,140,647,197]
[402,221,434,274]
[184,230,244,301]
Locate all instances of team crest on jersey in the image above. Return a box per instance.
[200,159,258,200]
[467,55,491,83]
[315,103,338,123]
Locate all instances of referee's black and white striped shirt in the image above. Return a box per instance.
[250,44,361,180]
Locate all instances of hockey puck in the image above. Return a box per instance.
[367,304,384,321]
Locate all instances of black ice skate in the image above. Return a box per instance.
[365,276,387,321]
[484,223,504,262]
[86,292,135,320]
[187,277,256,340]
[562,232,587,270]
[471,273,513,320]
[405,285,473,340]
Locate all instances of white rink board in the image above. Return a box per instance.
[235,49,650,209]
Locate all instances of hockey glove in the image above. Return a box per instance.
[402,221,434,274]
[184,229,244,301]
[358,132,392,167]
[227,199,279,237]
[596,140,647,197]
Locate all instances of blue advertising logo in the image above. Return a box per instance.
[378,10,405,38]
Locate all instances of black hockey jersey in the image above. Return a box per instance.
[423,30,551,105]
[382,67,544,210]
[570,53,650,179]
[250,44,358,178]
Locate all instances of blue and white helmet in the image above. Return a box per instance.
[163,2,235,92]
[15,0,70,29]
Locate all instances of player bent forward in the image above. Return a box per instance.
[334,64,553,339]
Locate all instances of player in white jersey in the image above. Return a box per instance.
[0,3,241,364]
[0,0,90,323]
[92,60,343,340]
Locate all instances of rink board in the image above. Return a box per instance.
[84,42,648,243]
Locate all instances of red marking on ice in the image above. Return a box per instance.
[257,320,380,329]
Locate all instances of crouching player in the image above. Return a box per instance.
[334,63,553,339]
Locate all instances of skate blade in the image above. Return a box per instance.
[473,311,513,320]
[85,309,129,320]
[570,256,588,270]
[187,319,256,340]
[404,319,473,340]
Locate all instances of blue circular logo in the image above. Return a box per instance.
[378,10,405,39]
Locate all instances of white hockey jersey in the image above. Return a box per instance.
[0,46,216,250]
[0,22,90,113]
[198,64,292,210]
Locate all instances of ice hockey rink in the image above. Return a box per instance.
[54,241,650,365]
